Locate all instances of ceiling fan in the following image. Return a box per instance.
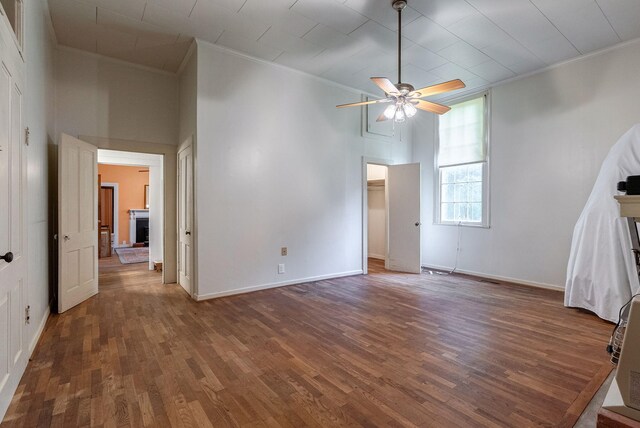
[336,0,465,122]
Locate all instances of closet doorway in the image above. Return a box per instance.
[98,183,117,258]
[366,164,388,273]
[361,158,422,275]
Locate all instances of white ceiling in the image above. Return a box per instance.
[47,0,640,98]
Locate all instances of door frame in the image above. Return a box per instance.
[100,182,119,248]
[80,136,177,283]
[177,135,196,298]
[361,156,392,275]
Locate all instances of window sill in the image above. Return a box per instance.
[434,221,490,229]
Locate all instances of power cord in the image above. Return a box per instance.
[607,292,640,356]
[424,221,462,276]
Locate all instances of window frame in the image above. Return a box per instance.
[434,91,491,228]
[0,0,24,54]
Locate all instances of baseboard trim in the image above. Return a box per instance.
[194,270,364,301]
[0,307,51,421]
[368,253,385,260]
[422,264,564,292]
[29,307,50,356]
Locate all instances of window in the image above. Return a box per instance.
[0,0,24,50]
[436,94,489,226]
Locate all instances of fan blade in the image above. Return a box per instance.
[415,100,451,115]
[376,112,390,122]
[371,77,398,94]
[411,79,465,98]
[336,98,390,109]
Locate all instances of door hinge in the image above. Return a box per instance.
[25,305,30,324]
[24,127,29,146]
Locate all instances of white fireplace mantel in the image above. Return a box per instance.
[129,209,149,244]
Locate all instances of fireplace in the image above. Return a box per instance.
[129,209,149,246]
[135,218,149,245]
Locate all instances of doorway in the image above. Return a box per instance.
[362,158,422,275]
[97,150,164,287]
[367,164,388,273]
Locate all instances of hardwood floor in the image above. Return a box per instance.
[98,254,161,292]
[2,258,612,427]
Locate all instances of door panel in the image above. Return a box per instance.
[58,134,98,313]
[0,34,27,420]
[387,163,422,273]
[178,143,193,295]
[9,280,22,366]
[9,84,22,257]
[0,295,8,390]
[0,65,9,260]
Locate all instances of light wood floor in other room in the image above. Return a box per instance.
[2,257,612,427]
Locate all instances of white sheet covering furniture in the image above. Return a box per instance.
[565,125,640,322]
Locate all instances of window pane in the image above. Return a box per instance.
[470,182,482,202]
[454,183,468,203]
[454,164,468,183]
[468,163,482,182]
[470,203,482,222]
[441,184,454,202]
[441,203,455,222]
[442,168,456,184]
[439,162,484,224]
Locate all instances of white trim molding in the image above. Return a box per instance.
[28,307,50,355]
[195,270,364,301]
[423,264,564,292]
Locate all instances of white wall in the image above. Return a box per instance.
[178,46,196,146]
[55,48,178,146]
[414,38,640,289]
[24,0,55,351]
[194,40,412,299]
[97,150,164,271]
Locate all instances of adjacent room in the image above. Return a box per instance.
[96,149,165,290]
[2,0,640,426]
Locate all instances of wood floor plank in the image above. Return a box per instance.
[2,257,612,427]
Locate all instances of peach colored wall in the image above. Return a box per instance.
[98,164,149,245]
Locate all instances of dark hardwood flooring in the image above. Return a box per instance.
[1,257,612,427]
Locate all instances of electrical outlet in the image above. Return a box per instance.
[278,264,285,274]
[281,247,288,256]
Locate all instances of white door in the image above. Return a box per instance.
[177,144,193,295]
[0,44,27,417]
[387,163,422,273]
[58,134,98,313]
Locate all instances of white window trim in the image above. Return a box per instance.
[434,90,491,228]
[0,0,24,54]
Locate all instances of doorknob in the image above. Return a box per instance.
[185,231,191,235]
[63,235,70,241]
[415,222,421,227]
[0,252,13,263]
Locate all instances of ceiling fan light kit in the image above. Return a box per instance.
[336,0,466,122]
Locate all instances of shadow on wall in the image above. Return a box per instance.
[47,137,58,312]
[497,52,614,124]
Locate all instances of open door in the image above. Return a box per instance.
[387,163,421,273]
[0,48,27,418]
[58,134,98,313]
[177,143,193,295]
